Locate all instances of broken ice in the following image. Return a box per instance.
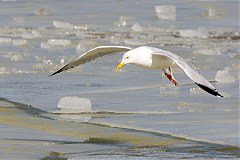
[179,27,208,38]
[53,21,87,30]
[57,96,92,113]
[0,38,12,45]
[159,85,179,94]
[193,49,221,56]
[76,41,98,53]
[12,39,27,47]
[21,30,41,39]
[4,52,23,62]
[131,23,143,32]
[215,67,235,83]
[0,67,7,74]
[41,39,71,49]
[35,8,50,16]
[115,16,136,27]
[155,5,176,20]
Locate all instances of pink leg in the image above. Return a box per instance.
[163,67,178,86]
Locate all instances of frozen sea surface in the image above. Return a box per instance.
[0,0,239,159]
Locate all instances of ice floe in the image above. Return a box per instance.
[12,39,27,47]
[179,27,208,38]
[76,41,99,53]
[57,96,92,113]
[131,23,143,32]
[159,85,179,94]
[0,67,7,74]
[21,30,41,39]
[215,67,235,83]
[0,37,12,45]
[3,52,23,62]
[193,49,221,56]
[155,5,176,20]
[13,17,25,23]
[114,16,136,27]
[124,39,146,46]
[35,8,51,16]
[41,39,71,49]
[53,21,87,30]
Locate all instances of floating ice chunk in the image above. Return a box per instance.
[12,39,27,47]
[215,67,235,83]
[21,30,41,39]
[155,5,176,20]
[76,41,98,53]
[179,27,208,38]
[124,39,145,46]
[40,42,49,49]
[35,8,50,16]
[57,96,92,113]
[115,16,136,27]
[53,21,87,30]
[159,85,179,94]
[0,67,7,74]
[131,23,143,32]
[190,87,205,94]
[208,7,217,17]
[110,36,124,45]
[42,59,52,65]
[0,38,12,45]
[60,58,65,65]
[193,49,221,55]
[4,52,23,61]
[13,17,25,23]
[41,39,71,49]
[47,39,71,46]
[53,20,75,29]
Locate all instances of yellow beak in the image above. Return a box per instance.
[116,62,125,70]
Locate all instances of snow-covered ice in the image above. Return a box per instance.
[155,5,176,20]
[3,52,23,62]
[179,27,208,38]
[115,16,136,27]
[0,67,7,74]
[21,30,41,39]
[76,41,98,53]
[57,96,92,113]
[215,67,235,83]
[53,21,87,30]
[0,38,12,45]
[124,39,145,46]
[131,23,143,32]
[12,39,27,47]
[193,49,221,56]
[35,8,51,16]
[41,39,71,49]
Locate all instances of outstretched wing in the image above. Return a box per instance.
[50,46,132,76]
[151,47,223,97]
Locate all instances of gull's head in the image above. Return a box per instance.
[116,46,152,70]
[117,52,136,70]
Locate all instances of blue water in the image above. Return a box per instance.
[0,0,239,159]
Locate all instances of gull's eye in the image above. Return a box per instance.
[126,56,129,59]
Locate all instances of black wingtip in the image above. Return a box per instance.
[49,70,61,77]
[195,83,224,97]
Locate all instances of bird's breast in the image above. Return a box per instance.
[149,55,175,70]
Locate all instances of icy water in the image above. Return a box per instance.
[0,0,239,159]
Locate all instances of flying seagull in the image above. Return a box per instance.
[50,46,223,97]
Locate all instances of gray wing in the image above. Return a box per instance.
[50,46,132,76]
[151,48,223,97]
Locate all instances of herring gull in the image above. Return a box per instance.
[50,46,223,97]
